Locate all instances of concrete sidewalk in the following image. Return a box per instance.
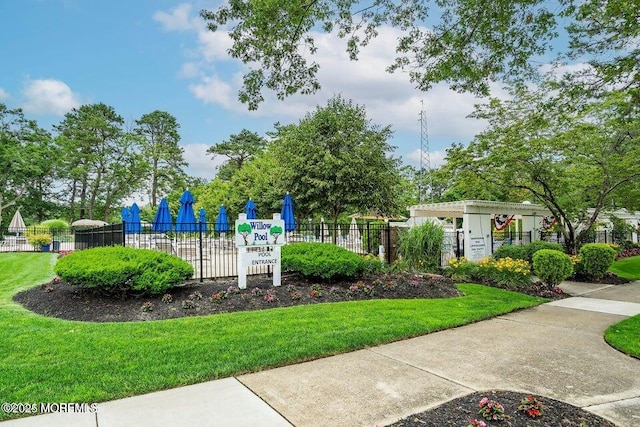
[3,282,639,427]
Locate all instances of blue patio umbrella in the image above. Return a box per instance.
[126,203,142,234]
[152,197,173,232]
[121,206,130,223]
[198,208,209,232]
[280,192,296,232]
[214,205,230,232]
[175,189,198,232]
[245,198,257,219]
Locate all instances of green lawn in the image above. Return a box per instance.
[0,253,545,420]
[609,255,640,280]
[605,315,640,359]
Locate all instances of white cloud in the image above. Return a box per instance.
[153,3,195,31]
[197,29,233,62]
[405,149,448,169]
[21,78,81,115]
[179,62,202,78]
[182,143,226,180]
[540,61,593,78]
[0,88,9,100]
[188,75,235,108]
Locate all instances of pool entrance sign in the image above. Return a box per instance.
[235,213,285,289]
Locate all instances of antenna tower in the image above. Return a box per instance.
[419,100,432,203]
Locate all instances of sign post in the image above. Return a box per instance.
[235,213,286,289]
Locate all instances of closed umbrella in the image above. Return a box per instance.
[152,198,174,232]
[199,208,209,232]
[126,203,142,234]
[175,189,197,232]
[214,205,230,232]
[280,192,296,232]
[8,209,26,235]
[349,217,361,242]
[121,206,130,223]
[320,217,330,241]
[245,198,257,219]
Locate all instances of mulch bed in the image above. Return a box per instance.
[571,272,630,285]
[13,272,460,322]
[388,390,616,427]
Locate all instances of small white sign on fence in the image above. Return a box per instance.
[236,213,284,289]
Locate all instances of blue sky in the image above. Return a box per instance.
[1,0,548,181]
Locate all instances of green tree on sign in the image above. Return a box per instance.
[237,222,252,245]
[270,225,283,244]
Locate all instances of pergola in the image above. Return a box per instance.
[408,200,552,261]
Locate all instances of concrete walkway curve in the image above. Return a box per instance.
[2,281,639,427]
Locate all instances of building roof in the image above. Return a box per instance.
[409,200,552,218]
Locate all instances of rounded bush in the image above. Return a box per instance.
[532,249,573,286]
[493,244,528,261]
[578,243,616,279]
[525,240,564,263]
[54,246,194,295]
[39,219,70,231]
[282,242,365,280]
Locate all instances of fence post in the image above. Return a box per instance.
[366,222,371,254]
[199,222,204,283]
[490,227,494,254]
[122,221,126,247]
[456,230,461,260]
[385,223,392,264]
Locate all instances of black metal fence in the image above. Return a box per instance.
[491,230,533,253]
[73,221,392,281]
[539,230,637,246]
[0,226,74,252]
[74,223,124,250]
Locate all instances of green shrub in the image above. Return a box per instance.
[281,242,365,280]
[445,257,479,282]
[480,257,532,289]
[361,254,384,274]
[39,219,70,231]
[493,244,528,261]
[54,247,194,295]
[397,221,444,272]
[579,243,616,279]
[525,240,564,263]
[533,249,574,286]
[27,234,52,246]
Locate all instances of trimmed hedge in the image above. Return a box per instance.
[579,243,616,279]
[524,240,564,263]
[282,242,365,280]
[493,244,528,261]
[54,246,194,295]
[494,240,565,263]
[532,249,573,286]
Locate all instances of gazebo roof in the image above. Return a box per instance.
[409,200,552,218]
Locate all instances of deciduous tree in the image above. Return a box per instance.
[447,86,640,253]
[270,95,402,227]
[200,0,640,109]
[0,104,58,226]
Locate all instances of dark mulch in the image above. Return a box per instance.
[13,272,460,322]
[571,272,630,285]
[388,390,616,427]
